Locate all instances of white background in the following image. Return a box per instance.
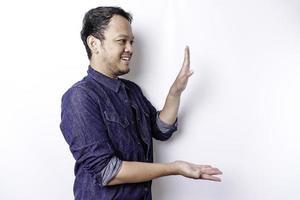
[1,0,300,199]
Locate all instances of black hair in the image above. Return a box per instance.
[80,6,133,59]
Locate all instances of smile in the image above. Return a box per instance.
[121,57,131,61]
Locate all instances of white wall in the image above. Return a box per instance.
[1,0,300,199]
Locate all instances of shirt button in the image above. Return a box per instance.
[144,187,149,192]
[124,99,128,103]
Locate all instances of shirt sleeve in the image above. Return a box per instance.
[60,86,121,186]
[137,86,178,141]
[156,111,178,133]
[101,156,123,186]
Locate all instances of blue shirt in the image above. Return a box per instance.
[60,66,178,200]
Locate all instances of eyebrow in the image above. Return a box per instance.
[116,34,135,40]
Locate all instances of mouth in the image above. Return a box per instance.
[121,54,132,64]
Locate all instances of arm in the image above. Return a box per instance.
[159,46,193,124]
[107,160,222,186]
[60,87,121,186]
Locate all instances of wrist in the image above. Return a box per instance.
[167,161,181,176]
[168,85,182,97]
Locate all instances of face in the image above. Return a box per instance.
[92,15,134,78]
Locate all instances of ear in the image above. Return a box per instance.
[87,35,100,54]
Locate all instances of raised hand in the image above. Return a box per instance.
[170,46,194,96]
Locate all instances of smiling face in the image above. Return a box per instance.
[90,15,134,78]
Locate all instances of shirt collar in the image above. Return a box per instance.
[87,65,122,93]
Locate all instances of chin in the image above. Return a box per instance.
[116,68,130,76]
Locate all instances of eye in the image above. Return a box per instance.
[130,40,134,45]
[117,39,126,44]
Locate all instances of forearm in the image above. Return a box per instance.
[107,161,177,186]
[159,46,193,125]
[159,85,181,125]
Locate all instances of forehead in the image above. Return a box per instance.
[104,15,134,39]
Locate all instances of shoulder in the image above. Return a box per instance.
[61,77,99,106]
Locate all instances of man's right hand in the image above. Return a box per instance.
[107,160,222,186]
[171,160,223,182]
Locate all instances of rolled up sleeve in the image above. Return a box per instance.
[60,86,121,186]
[101,156,122,186]
[156,111,178,133]
[138,88,178,141]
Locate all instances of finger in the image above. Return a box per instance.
[185,45,190,64]
[184,46,190,67]
[196,165,212,168]
[182,46,190,70]
[202,168,223,175]
[201,174,222,182]
[187,70,194,77]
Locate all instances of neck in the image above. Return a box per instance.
[90,59,117,79]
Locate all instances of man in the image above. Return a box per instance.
[60,6,222,200]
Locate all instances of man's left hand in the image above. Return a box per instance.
[169,46,194,96]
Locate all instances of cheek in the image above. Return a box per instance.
[103,43,125,61]
[108,46,123,57]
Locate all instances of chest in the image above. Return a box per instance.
[99,88,153,161]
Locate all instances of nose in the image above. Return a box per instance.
[125,41,133,54]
